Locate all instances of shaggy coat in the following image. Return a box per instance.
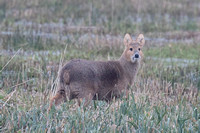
[49,33,145,108]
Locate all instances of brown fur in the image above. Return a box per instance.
[49,33,145,109]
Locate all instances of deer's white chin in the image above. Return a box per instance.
[131,57,140,63]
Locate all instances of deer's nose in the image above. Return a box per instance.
[135,54,139,58]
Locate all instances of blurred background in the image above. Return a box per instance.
[0,0,200,33]
[0,0,200,48]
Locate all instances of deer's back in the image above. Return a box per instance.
[60,59,125,91]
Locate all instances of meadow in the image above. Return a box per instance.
[0,0,200,132]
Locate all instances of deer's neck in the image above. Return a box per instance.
[119,55,140,85]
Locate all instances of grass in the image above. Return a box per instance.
[0,0,200,132]
[0,83,199,132]
[0,0,200,34]
[144,43,200,60]
[1,91,199,132]
[1,42,200,132]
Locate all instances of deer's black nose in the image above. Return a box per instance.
[135,54,139,58]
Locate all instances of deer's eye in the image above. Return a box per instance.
[138,48,141,51]
[129,48,133,51]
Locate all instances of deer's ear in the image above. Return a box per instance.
[136,34,145,47]
[124,33,132,46]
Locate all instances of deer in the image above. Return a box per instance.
[49,33,145,109]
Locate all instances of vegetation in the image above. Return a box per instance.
[0,0,200,34]
[0,0,200,132]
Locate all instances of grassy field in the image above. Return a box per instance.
[0,0,200,132]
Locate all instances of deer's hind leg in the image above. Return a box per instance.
[49,89,67,111]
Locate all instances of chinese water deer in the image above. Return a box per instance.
[49,33,145,109]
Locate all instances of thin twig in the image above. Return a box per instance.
[50,43,68,95]
[2,89,16,107]
[0,48,22,73]
[8,78,34,89]
[2,79,34,108]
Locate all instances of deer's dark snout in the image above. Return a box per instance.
[135,54,139,58]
